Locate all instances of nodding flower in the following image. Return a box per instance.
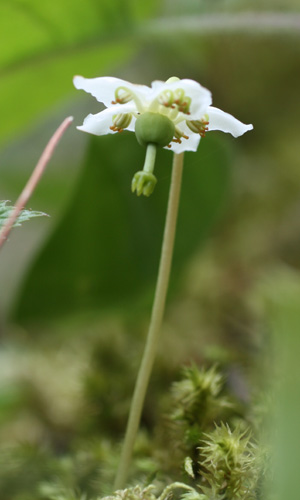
[74,76,253,196]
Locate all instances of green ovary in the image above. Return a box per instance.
[135,112,175,148]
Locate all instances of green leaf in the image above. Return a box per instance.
[0,0,159,146]
[260,269,300,500]
[0,41,135,146]
[0,200,47,230]
[13,132,231,322]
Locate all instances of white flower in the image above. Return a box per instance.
[73,75,253,196]
[73,75,253,154]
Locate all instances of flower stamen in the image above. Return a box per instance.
[158,89,175,108]
[172,126,189,144]
[155,88,192,115]
[173,90,192,114]
[111,87,133,105]
[110,126,123,132]
[186,115,209,137]
[110,113,132,133]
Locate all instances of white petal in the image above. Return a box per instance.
[177,79,212,118]
[165,131,201,154]
[77,103,136,136]
[207,106,253,137]
[150,80,165,92]
[73,75,150,108]
[150,78,212,119]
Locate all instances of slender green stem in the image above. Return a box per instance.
[143,143,157,174]
[114,152,184,490]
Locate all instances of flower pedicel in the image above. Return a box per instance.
[74,76,253,196]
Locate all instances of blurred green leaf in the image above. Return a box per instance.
[0,42,134,145]
[0,384,26,425]
[0,0,159,69]
[260,269,300,500]
[13,132,231,321]
[0,0,160,146]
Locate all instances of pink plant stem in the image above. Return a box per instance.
[0,116,73,250]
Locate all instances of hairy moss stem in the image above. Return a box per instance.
[114,152,185,489]
[158,483,194,500]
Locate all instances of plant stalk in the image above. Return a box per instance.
[114,152,184,490]
[143,143,157,174]
[0,116,73,249]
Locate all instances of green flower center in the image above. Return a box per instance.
[135,112,175,148]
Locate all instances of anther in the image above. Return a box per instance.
[174,127,189,144]
[158,89,175,108]
[186,116,209,137]
[110,125,124,132]
[114,87,133,104]
[110,113,132,133]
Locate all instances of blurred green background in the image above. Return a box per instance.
[0,0,300,498]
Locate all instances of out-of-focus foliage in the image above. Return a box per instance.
[0,0,160,146]
[254,269,300,500]
[13,133,230,320]
[0,338,263,499]
[163,0,300,14]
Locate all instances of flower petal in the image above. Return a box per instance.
[77,103,137,136]
[177,79,212,118]
[150,80,165,92]
[73,75,150,109]
[207,106,253,137]
[165,130,201,154]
